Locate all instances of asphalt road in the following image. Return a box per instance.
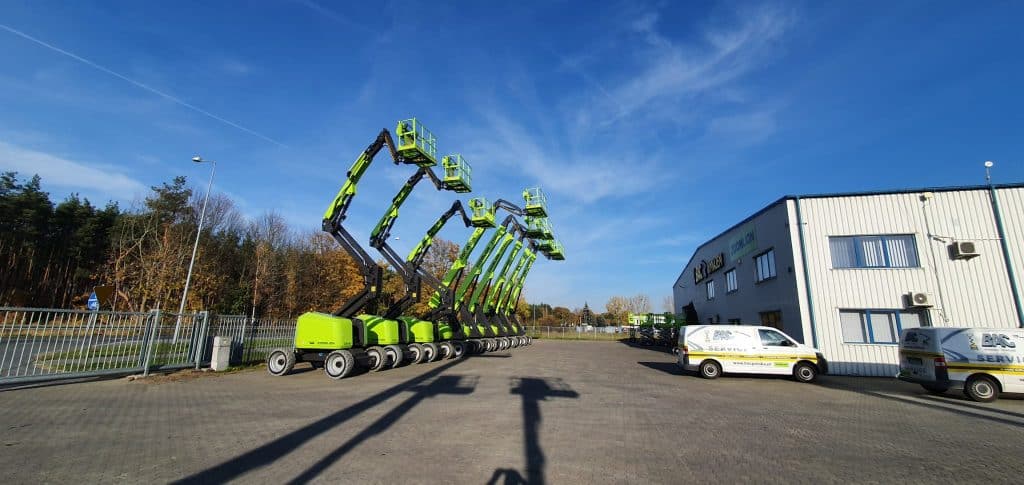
[1,340,1022,484]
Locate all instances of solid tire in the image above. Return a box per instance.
[964,375,999,403]
[385,345,404,368]
[700,360,722,379]
[793,362,818,383]
[452,340,467,359]
[366,346,387,372]
[423,343,439,362]
[324,350,355,380]
[439,341,455,360]
[407,343,425,364]
[267,348,295,376]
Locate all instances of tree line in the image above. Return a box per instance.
[0,172,531,320]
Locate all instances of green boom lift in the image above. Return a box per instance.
[266,118,442,380]
[367,159,473,367]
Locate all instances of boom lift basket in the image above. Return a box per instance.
[395,118,438,167]
[522,187,548,216]
[441,154,472,193]
[536,238,555,252]
[468,197,497,228]
[524,216,553,239]
[542,240,565,260]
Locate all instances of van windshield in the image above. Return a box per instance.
[759,329,792,346]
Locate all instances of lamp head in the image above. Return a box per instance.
[984,160,994,168]
[192,156,203,163]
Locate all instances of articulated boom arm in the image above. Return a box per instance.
[322,129,400,230]
[407,200,473,270]
[503,249,538,317]
[467,223,523,315]
[482,234,527,316]
[427,226,488,311]
[453,217,515,313]
[494,243,534,314]
[369,167,445,248]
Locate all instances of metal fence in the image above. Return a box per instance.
[522,326,632,341]
[206,315,296,365]
[0,307,216,385]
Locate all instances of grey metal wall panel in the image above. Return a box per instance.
[801,189,1020,376]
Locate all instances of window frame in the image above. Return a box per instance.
[828,234,920,269]
[838,308,930,345]
[725,268,738,293]
[754,248,776,283]
[705,279,715,300]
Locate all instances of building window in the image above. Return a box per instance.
[755,249,776,282]
[706,280,715,300]
[759,310,782,330]
[829,235,919,268]
[839,309,929,344]
[725,269,737,293]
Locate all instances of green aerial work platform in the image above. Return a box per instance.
[523,187,548,217]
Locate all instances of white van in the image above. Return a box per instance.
[676,325,827,383]
[898,327,1024,402]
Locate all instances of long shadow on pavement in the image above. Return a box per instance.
[173,358,468,484]
[637,361,685,376]
[488,377,579,485]
[286,374,477,484]
[619,340,675,354]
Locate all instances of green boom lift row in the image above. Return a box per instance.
[367,163,475,365]
[267,118,465,380]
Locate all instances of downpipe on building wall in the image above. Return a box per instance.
[793,197,819,348]
[987,185,1024,328]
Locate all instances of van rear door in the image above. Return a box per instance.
[899,328,940,382]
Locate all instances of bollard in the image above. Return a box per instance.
[210,336,232,371]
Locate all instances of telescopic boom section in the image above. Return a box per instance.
[322,129,400,229]
[503,249,539,316]
[453,219,512,312]
[483,235,526,315]
[495,244,534,313]
[467,223,521,314]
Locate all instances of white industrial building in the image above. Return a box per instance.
[673,183,1024,376]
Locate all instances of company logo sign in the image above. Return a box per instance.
[693,253,725,284]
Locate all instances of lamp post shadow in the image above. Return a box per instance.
[489,377,578,485]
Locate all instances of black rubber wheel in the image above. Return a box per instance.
[793,362,818,383]
[439,341,455,360]
[324,350,355,380]
[385,345,404,368]
[423,343,438,363]
[699,360,722,379]
[407,343,425,364]
[452,340,467,359]
[920,383,949,395]
[964,375,999,403]
[267,348,295,376]
[365,346,387,372]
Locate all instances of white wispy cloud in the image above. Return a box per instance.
[0,141,148,200]
[583,4,795,128]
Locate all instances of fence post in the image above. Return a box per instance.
[80,311,99,372]
[194,311,210,369]
[142,309,161,377]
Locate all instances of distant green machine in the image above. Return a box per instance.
[266,118,565,380]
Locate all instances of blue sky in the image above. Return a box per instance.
[1,1,1022,312]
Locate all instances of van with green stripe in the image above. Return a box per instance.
[676,325,827,383]
[898,327,1024,402]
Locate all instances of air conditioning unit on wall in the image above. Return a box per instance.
[907,292,933,307]
[950,241,979,260]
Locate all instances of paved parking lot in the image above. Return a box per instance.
[1,339,1022,484]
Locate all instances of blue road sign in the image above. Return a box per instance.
[87,292,99,311]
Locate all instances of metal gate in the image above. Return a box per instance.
[0,307,210,385]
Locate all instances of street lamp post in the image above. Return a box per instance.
[174,156,216,342]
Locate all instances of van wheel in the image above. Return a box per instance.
[920,383,949,394]
[699,360,721,379]
[964,375,999,403]
[793,362,818,383]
